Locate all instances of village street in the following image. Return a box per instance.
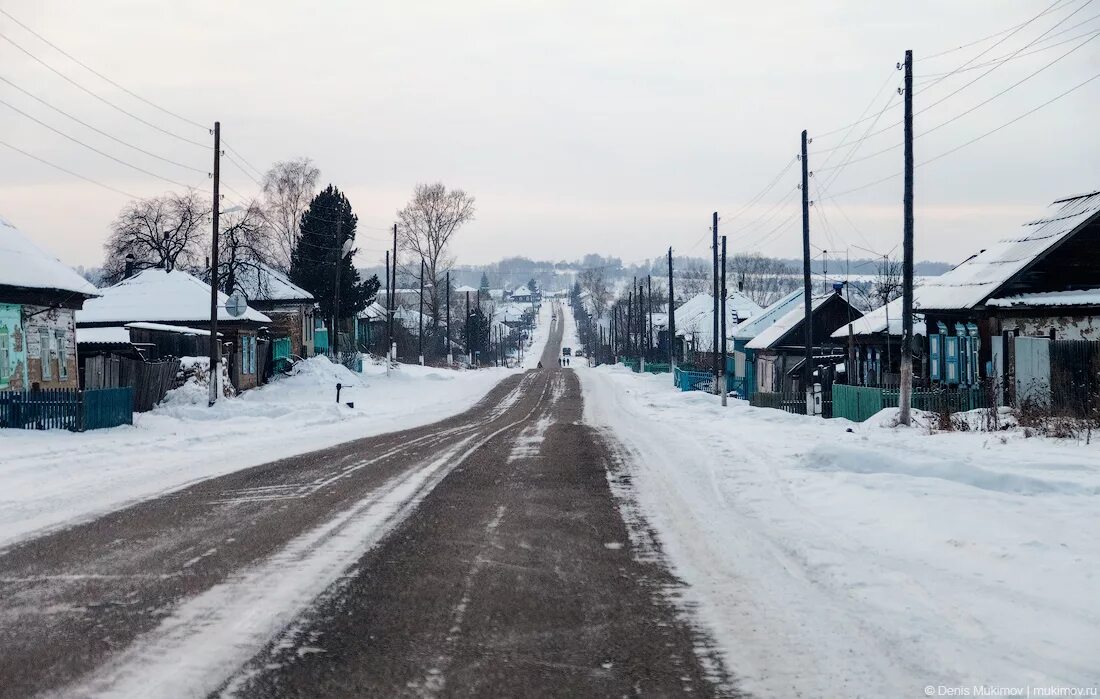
[0,302,734,699]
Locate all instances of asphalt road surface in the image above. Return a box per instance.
[0,302,739,698]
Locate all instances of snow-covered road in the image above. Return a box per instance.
[577,363,1100,697]
[0,358,524,549]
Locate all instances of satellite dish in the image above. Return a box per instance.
[341,239,355,258]
[226,291,248,318]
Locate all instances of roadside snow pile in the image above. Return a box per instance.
[580,366,1100,697]
[0,356,517,549]
[160,357,235,405]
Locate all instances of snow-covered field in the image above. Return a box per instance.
[0,358,519,549]
[578,362,1100,696]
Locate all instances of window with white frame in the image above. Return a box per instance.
[0,327,10,383]
[56,330,68,380]
[39,327,51,380]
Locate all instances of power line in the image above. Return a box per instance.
[0,74,207,173]
[0,138,137,198]
[812,0,1074,139]
[223,151,264,187]
[222,142,266,180]
[815,29,1100,173]
[0,30,211,149]
[822,68,1100,200]
[0,96,197,188]
[921,0,1073,59]
[0,7,209,131]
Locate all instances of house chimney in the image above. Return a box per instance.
[124,253,135,279]
[738,280,744,292]
[832,281,844,295]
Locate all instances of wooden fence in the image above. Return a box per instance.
[833,383,987,423]
[119,358,179,412]
[749,390,809,415]
[0,387,133,431]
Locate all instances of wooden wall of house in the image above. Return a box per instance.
[127,327,212,359]
[22,306,78,390]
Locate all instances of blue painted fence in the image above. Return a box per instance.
[0,387,133,431]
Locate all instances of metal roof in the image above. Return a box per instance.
[916,191,1100,313]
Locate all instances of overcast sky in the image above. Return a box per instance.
[0,0,1096,272]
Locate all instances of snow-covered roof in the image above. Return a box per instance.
[76,326,130,344]
[126,321,221,337]
[0,215,99,297]
[987,288,1100,308]
[917,191,1100,312]
[357,301,387,321]
[233,263,313,302]
[77,269,271,325]
[511,285,533,297]
[454,285,479,294]
[731,289,804,341]
[675,291,764,344]
[747,292,855,350]
[830,297,925,338]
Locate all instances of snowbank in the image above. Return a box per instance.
[0,357,517,548]
[579,366,1100,696]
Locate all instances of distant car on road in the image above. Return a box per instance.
[574,350,585,358]
[562,347,571,356]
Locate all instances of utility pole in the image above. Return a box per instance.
[418,259,425,365]
[390,223,398,363]
[638,279,646,372]
[667,247,676,377]
[627,291,633,364]
[647,274,654,368]
[446,270,452,366]
[801,130,814,410]
[465,291,471,364]
[720,235,728,407]
[712,211,720,396]
[384,250,390,358]
[899,49,915,426]
[333,212,343,358]
[207,121,221,408]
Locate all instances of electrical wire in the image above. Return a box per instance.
[0,138,137,197]
[922,0,1073,59]
[0,7,209,131]
[0,96,197,188]
[0,31,210,148]
[0,74,207,173]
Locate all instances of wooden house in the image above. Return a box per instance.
[917,190,1100,395]
[745,287,863,394]
[830,296,927,387]
[76,269,271,391]
[234,263,316,360]
[729,289,804,398]
[0,216,99,391]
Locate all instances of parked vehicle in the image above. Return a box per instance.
[562,347,572,356]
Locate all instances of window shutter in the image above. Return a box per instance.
[929,334,941,381]
[944,336,959,384]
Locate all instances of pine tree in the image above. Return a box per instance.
[290,185,380,342]
[479,272,490,295]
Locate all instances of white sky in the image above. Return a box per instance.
[0,0,1097,271]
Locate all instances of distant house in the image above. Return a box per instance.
[830,296,926,387]
[745,287,863,394]
[510,284,540,303]
[675,290,764,359]
[917,190,1100,397]
[77,269,272,391]
[0,216,99,391]
[729,289,804,398]
[233,263,316,360]
[354,301,388,351]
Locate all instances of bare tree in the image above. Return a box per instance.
[220,200,278,296]
[854,256,903,311]
[727,254,800,307]
[397,183,476,338]
[577,267,613,321]
[262,157,320,271]
[102,190,211,283]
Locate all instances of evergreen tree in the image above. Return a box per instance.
[479,272,490,295]
[289,185,380,342]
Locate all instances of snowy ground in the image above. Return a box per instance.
[569,315,1100,696]
[521,300,552,369]
[0,358,522,549]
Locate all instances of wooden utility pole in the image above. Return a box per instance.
[899,49,915,425]
[333,213,343,357]
[418,259,425,365]
[720,234,728,407]
[667,247,676,375]
[384,250,391,357]
[801,129,813,406]
[627,291,633,363]
[390,223,398,362]
[465,291,470,362]
[712,211,720,395]
[207,121,221,407]
[446,270,452,365]
[647,274,654,366]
